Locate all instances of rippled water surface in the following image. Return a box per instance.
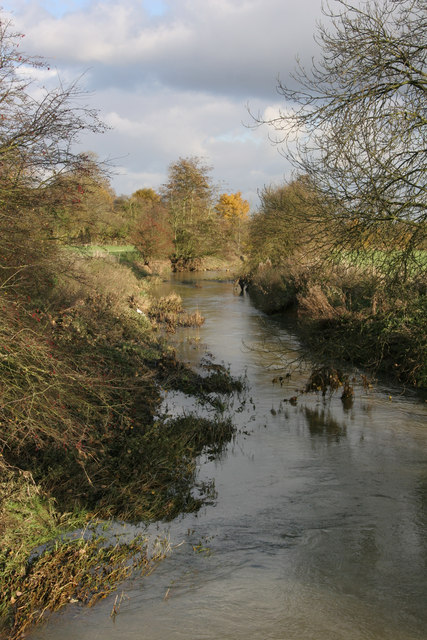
[31,273,427,640]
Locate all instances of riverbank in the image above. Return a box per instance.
[0,252,243,639]
[23,270,427,640]
[69,245,242,278]
[243,260,427,390]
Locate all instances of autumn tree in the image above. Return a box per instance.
[132,188,161,204]
[254,0,427,283]
[131,191,173,263]
[215,191,250,254]
[248,177,318,267]
[47,153,117,244]
[161,157,217,263]
[0,15,106,293]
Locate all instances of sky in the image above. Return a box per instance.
[4,0,325,206]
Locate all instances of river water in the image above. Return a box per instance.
[31,273,427,640]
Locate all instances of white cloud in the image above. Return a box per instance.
[10,0,322,95]
[4,0,325,203]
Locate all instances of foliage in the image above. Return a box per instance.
[146,292,204,331]
[0,461,170,640]
[0,17,245,636]
[300,292,427,388]
[0,462,84,637]
[47,154,117,244]
[0,250,243,634]
[215,191,249,222]
[247,176,318,268]
[0,19,105,202]
[255,0,427,283]
[132,188,161,203]
[161,157,218,260]
[131,199,173,263]
[7,533,153,640]
[246,255,427,388]
[215,191,250,254]
[245,0,426,386]
[0,15,107,297]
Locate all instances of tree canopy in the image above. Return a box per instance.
[161,157,216,261]
[0,16,107,292]
[255,0,427,282]
[215,191,250,254]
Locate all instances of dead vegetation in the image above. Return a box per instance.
[245,259,427,388]
[145,293,205,332]
[0,251,241,638]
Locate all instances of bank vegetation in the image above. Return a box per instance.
[0,16,244,638]
[245,0,426,389]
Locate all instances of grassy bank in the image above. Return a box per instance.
[68,245,241,274]
[244,258,427,389]
[0,249,243,638]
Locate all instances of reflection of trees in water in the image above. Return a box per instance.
[303,407,347,442]
[415,475,427,565]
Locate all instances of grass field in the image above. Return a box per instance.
[340,249,427,275]
[67,245,142,267]
[69,244,137,256]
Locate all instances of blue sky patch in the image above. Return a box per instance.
[4,0,91,19]
[143,0,167,18]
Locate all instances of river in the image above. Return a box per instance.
[30,272,427,640]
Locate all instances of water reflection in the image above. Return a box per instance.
[415,474,427,564]
[303,406,347,441]
[341,395,354,412]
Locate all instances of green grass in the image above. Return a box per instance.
[338,249,427,276]
[101,245,136,253]
[66,245,145,275]
[67,244,138,257]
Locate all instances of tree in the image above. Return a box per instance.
[215,191,249,222]
[161,157,217,261]
[248,177,318,267]
[132,188,161,203]
[249,180,307,267]
[47,153,116,244]
[0,17,105,200]
[0,14,106,292]
[215,191,250,254]
[131,197,173,263]
[255,0,427,282]
[112,189,164,245]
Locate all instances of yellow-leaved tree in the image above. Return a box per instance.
[215,191,250,254]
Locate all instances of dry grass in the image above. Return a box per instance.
[0,250,243,637]
[244,256,427,388]
[146,293,205,332]
[297,284,341,319]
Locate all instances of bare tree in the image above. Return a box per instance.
[0,14,107,290]
[0,17,106,198]
[254,0,426,282]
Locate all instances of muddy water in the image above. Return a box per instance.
[31,273,427,640]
